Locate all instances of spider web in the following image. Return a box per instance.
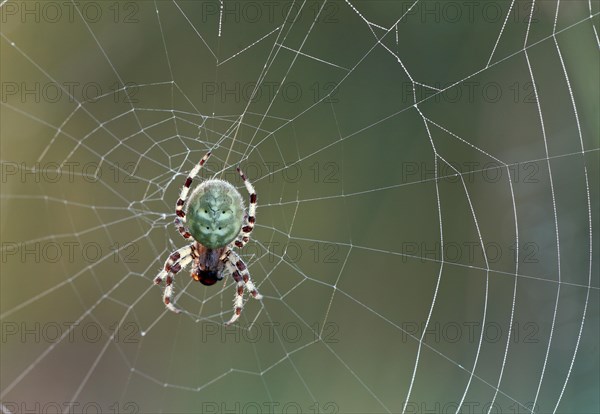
[1,1,599,413]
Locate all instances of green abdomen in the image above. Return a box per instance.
[186,179,245,249]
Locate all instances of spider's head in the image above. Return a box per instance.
[186,179,244,249]
[192,269,223,286]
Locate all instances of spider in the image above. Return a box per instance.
[154,151,262,325]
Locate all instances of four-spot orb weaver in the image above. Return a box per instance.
[154,151,262,325]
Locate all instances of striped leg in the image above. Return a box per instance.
[174,151,212,240]
[218,248,261,299]
[232,166,257,249]
[154,244,194,285]
[155,245,195,313]
[228,250,262,299]
[225,269,245,325]
[162,254,194,313]
[174,217,192,240]
[220,248,262,325]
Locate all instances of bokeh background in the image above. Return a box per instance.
[1,1,598,413]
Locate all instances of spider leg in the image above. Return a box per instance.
[219,248,262,325]
[155,244,196,313]
[162,255,194,313]
[228,250,262,299]
[174,150,212,240]
[154,244,194,284]
[224,269,245,325]
[232,166,257,249]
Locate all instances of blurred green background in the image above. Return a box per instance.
[1,1,598,413]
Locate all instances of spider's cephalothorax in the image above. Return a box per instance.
[191,244,226,286]
[154,151,262,325]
